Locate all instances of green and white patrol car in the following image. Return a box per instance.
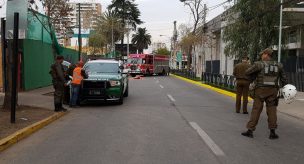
[80,59,129,105]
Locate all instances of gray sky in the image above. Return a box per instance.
[0,0,232,50]
[71,0,232,46]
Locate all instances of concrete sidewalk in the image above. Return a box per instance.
[278,91,304,121]
[0,86,54,110]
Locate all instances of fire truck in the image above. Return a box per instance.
[126,54,170,77]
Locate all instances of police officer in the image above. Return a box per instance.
[233,55,251,114]
[50,55,67,112]
[241,48,287,139]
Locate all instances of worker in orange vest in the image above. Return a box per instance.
[70,61,87,107]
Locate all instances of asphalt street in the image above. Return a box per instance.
[1,76,304,164]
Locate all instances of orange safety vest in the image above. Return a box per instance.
[72,67,84,85]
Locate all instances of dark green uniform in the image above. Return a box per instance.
[245,60,287,130]
[233,62,251,113]
[50,62,66,111]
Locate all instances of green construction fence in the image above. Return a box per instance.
[22,11,79,90]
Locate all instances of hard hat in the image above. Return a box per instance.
[282,84,297,104]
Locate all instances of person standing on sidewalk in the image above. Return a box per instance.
[50,55,67,112]
[63,63,76,105]
[233,55,251,114]
[241,48,287,139]
[70,61,87,108]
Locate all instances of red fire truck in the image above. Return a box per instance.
[126,54,170,77]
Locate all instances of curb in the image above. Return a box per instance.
[0,111,67,152]
[170,74,253,101]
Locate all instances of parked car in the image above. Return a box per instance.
[80,59,129,105]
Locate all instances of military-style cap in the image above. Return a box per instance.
[259,48,273,56]
[56,55,64,60]
[241,55,249,60]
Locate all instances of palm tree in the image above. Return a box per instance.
[92,10,124,54]
[132,28,152,53]
[108,0,143,55]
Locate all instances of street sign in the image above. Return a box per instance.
[7,29,25,39]
[6,0,27,39]
[177,51,182,62]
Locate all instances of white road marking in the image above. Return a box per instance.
[189,122,225,157]
[296,99,304,101]
[167,94,176,102]
[159,85,164,89]
[154,77,156,80]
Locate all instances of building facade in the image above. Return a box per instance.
[68,2,102,30]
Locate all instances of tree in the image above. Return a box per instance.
[178,24,201,60]
[155,47,170,56]
[108,0,143,55]
[179,0,206,70]
[83,10,95,29]
[29,0,73,58]
[131,27,151,54]
[91,9,124,55]
[88,33,105,55]
[223,0,281,61]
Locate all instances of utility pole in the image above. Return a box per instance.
[11,12,19,123]
[202,4,207,74]
[172,21,178,69]
[111,19,114,58]
[1,18,7,91]
[278,0,283,63]
[126,22,130,59]
[78,3,82,61]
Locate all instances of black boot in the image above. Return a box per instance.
[269,129,279,140]
[241,130,253,138]
[54,104,61,112]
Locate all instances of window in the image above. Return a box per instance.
[84,63,119,73]
[289,30,297,43]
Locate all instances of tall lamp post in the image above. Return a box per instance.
[78,3,82,61]
[278,0,283,63]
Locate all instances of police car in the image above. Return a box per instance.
[79,59,129,105]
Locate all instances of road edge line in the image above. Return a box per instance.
[0,111,67,152]
[170,74,253,101]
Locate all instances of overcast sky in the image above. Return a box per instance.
[0,0,232,50]
[71,0,233,46]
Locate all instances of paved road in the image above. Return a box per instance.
[1,76,304,164]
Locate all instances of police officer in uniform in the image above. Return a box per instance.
[233,55,251,114]
[241,48,287,139]
[50,55,67,112]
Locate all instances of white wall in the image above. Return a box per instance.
[71,37,89,47]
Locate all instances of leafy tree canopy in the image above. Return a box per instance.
[131,27,151,53]
[223,0,280,61]
[108,0,143,30]
[155,47,170,56]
